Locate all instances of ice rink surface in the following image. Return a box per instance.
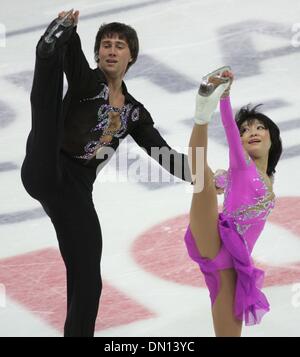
[0,0,300,337]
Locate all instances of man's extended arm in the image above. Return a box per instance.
[130,108,192,183]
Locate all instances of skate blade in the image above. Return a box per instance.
[57,9,74,27]
[202,66,231,81]
[45,9,74,43]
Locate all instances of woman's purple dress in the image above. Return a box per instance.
[185,96,274,325]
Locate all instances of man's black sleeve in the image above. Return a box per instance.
[130,107,192,183]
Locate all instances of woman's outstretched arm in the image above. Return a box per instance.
[220,96,250,169]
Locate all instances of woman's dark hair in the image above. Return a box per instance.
[235,104,282,177]
[94,22,139,72]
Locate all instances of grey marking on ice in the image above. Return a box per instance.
[278,117,300,132]
[0,162,18,173]
[127,54,197,93]
[0,208,46,225]
[0,100,15,128]
[281,145,300,159]
[5,71,33,92]
[218,20,300,79]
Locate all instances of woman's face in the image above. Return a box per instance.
[240,119,272,159]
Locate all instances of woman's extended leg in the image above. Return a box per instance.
[188,123,220,259]
[212,269,242,337]
[188,71,242,336]
[189,123,242,337]
[188,71,232,258]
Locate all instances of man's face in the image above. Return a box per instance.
[98,34,132,79]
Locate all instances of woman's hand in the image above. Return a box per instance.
[220,70,234,98]
[214,169,227,194]
[207,70,234,98]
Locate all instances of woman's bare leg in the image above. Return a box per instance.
[212,269,243,337]
[188,70,242,336]
[188,124,242,336]
[189,123,220,259]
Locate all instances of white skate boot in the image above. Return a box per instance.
[194,66,231,125]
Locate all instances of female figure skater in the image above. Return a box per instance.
[20,10,191,337]
[185,67,282,336]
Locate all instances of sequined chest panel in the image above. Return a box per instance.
[223,167,275,237]
[75,84,140,160]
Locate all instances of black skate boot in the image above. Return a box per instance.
[37,9,75,58]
